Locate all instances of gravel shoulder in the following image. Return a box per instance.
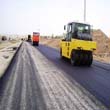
[0,41,22,78]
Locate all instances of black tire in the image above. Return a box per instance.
[36,42,39,46]
[87,53,93,66]
[76,51,81,66]
[84,53,89,65]
[60,48,64,59]
[70,51,75,65]
[33,42,39,46]
[70,50,78,66]
[80,53,85,65]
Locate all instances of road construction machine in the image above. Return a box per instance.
[27,34,31,42]
[60,22,96,66]
[32,32,40,46]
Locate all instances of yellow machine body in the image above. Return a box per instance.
[60,39,96,59]
[60,22,96,66]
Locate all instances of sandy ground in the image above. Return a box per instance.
[40,37,110,64]
[93,55,110,64]
[0,41,22,78]
[0,40,20,50]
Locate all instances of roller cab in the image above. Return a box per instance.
[60,22,96,66]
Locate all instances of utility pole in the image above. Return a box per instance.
[84,0,86,22]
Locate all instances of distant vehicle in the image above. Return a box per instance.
[2,36,7,41]
[60,22,96,66]
[27,35,31,42]
[32,32,40,46]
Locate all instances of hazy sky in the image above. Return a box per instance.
[0,0,110,36]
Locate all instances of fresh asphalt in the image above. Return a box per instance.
[37,44,110,108]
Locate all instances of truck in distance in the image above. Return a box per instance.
[32,32,40,46]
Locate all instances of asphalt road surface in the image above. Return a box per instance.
[37,44,110,109]
[0,42,109,110]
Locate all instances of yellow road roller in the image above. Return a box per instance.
[60,22,96,66]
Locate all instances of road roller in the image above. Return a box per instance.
[60,22,96,66]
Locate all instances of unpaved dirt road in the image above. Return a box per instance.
[0,42,108,110]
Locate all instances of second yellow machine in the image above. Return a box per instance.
[60,22,96,66]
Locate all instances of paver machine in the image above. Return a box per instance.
[60,22,96,66]
[32,32,40,46]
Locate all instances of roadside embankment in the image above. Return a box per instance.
[0,41,22,78]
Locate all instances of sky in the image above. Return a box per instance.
[0,0,110,36]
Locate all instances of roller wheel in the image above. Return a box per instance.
[81,53,86,65]
[71,51,76,65]
[78,52,87,66]
[76,52,81,66]
[70,51,75,65]
[70,51,79,66]
[36,42,39,46]
[84,53,89,66]
[87,53,93,66]
[60,48,64,59]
